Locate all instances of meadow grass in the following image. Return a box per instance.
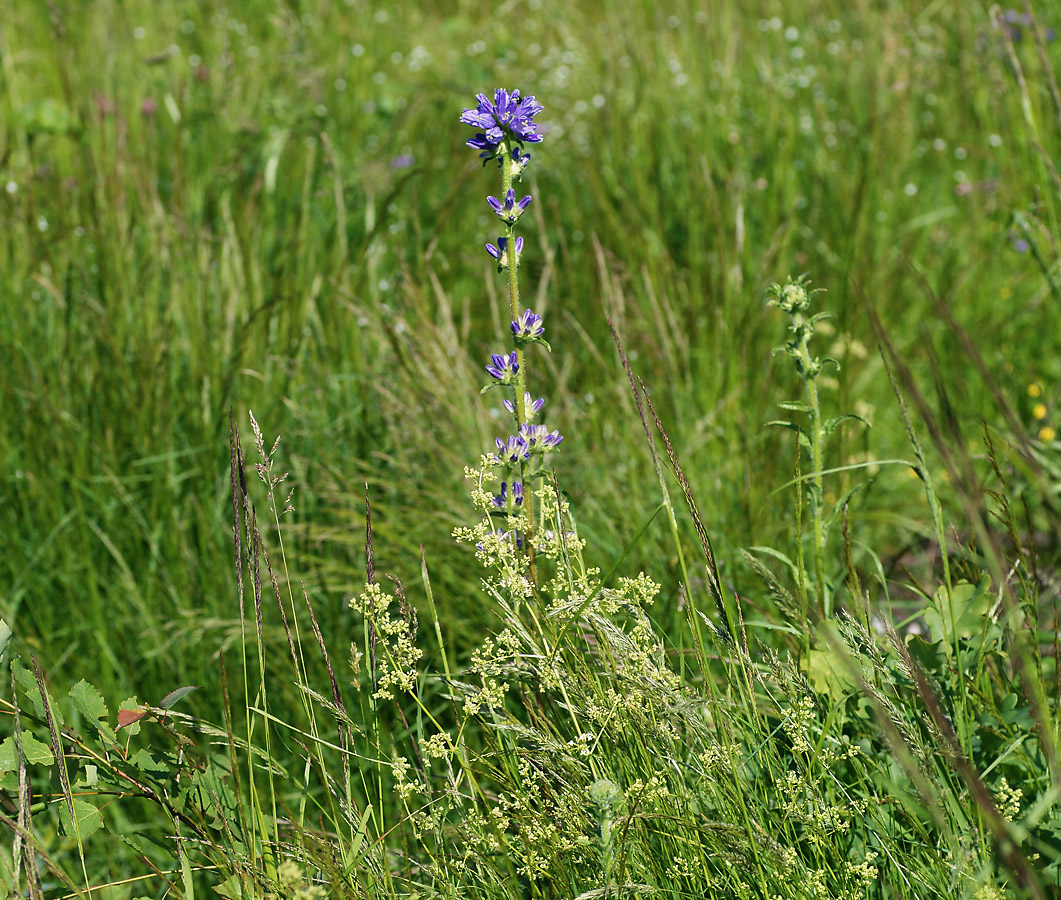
[2,0,1061,897]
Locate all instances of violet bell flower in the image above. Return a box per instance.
[488,189,533,224]
[519,422,563,451]
[485,235,524,271]
[491,481,525,508]
[503,393,545,418]
[495,434,531,463]
[485,350,520,382]
[511,309,545,340]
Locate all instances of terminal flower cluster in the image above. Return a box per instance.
[460,88,544,159]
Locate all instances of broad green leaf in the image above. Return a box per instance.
[130,749,176,782]
[70,680,114,742]
[11,660,46,719]
[185,758,240,832]
[807,620,864,697]
[806,647,861,698]
[19,98,74,134]
[923,577,993,643]
[58,797,103,840]
[70,680,108,721]
[906,634,945,674]
[0,732,54,770]
[214,875,244,900]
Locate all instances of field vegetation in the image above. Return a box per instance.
[2,1,1061,897]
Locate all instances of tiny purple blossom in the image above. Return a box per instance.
[491,481,525,508]
[485,235,524,270]
[495,434,531,463]
[520,423,546,446]
[503,393,545,417]
[487,189,533,224]
[518,423,563,451]
[485,351,520,381]
[511,146,531,173]
[511,309,545,340]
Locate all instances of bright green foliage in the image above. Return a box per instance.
[3,0,1061,898]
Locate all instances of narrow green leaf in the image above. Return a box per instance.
[158,685,201,710]
[0,619,11,664]
[823,412,870,439]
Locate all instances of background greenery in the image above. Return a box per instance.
[2,0,1060,896]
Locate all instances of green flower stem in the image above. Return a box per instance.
[792,308,830,619]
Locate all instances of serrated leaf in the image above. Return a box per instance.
[130,748,176,782]
[70,681,112,743]
[158,685,201,710]
[11,660,45,718]
[186,758,240,831]
[58,797,103,840]
[0,732,54,770]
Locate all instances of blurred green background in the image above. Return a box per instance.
[1,0,1058,716]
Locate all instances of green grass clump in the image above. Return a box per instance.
[3,0,1061,897]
